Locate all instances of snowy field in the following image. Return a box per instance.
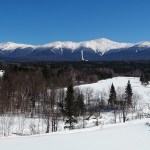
[78,77,150,113]
[78,76,150,104]
[0,119,150,150]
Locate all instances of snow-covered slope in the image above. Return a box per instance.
[77,77,150,105]
[0,119,150,150]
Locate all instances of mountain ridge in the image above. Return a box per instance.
[0,38,134,53]
[0,38,150,61]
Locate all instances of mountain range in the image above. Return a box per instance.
[0,38,150,61]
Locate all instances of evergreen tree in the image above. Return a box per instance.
[75,93,85,117]
[42,66,50,79]
[140,73,144,84]
[108,83,117,108]
[125,80,133,107]
[64,84,77,128]
[140,73,149,86]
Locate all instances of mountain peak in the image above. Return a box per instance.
[80,38,133,54]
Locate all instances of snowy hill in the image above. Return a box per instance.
[78,77,150,101]
[0,38,150,61]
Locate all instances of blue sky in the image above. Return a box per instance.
[0,0,150,44]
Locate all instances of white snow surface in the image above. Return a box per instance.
[0,119,150,150]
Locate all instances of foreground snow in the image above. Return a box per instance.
[0,119,150,150]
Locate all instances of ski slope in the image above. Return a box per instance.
[0,119,150,150]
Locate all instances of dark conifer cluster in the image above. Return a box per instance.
[108,81,133,122]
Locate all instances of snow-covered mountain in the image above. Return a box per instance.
[79,38,133,54]
[0,38,150,61]
[0,38,133,53]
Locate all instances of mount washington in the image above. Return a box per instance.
[0,38,150,61]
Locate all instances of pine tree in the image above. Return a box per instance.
[108,83,117,108]
[64,84,77,129]
[125,80,133,107]
[75,93,85,117]
[144,74,149,85]
[140,73,149,86]
[140,73,144,84]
